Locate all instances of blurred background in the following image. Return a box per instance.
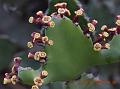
[0,0,120,89]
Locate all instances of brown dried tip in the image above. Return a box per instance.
[31,85,39,89]
[65,8,71,16]
[94,43,102,51]
[34,33,41,39]
[75,8,84,16]
[34,77,44,86]
[41,70,48,78]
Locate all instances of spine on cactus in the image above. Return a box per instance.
[3,2,120,89]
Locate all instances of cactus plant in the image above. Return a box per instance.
[3,0,120,89]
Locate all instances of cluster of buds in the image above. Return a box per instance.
[32,70,48,89]
[53,2,71,18]
[83,20,98,37]
[28,51,47,63]
[93,42,110,51]
[3,57,21,85]
[29,11,55,28]
[116,15,120,34]
[93,15,120,51]
[73,8,84,25]
[27,32,54,48]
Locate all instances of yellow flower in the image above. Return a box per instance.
[105,43,110,49]
[42,16,51,24]
[27,42,33,48]
[49,21,55,28]
[11,75,18,85]
[41,70,48,78]
[39,52,47,58]
[34,52,41,61]
[42,36,49,43]
[48,40,54,46]
[34,77,44,86]
[87,23,95,32]
[58,8,66,14]
[94,43,102,51]
[34,33,41,39]
[75,8,84,16]
[31,85,39,89]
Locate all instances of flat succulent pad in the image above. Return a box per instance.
[19,17,120,85]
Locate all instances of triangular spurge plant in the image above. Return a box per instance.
[3,2,120,89]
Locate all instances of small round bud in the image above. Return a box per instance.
[54,2,67,8]
[87,23,95,32]
[48,40,54,46]
[42,16,51,24]
[14,57,22,62]
[101,25,107,31]
[31,85,39,89]
[28,52,34,59]
[102,32,109,38]
[29,17,34,23]
[116,20,120,26]
[58,8,66,14]
[49,21,55,28]
[105,43,110,49]
[27,42,33,48]
[34,77,44,86]
[36,11,43,17]
[116,15,120,20]
[94,43,102,51]
[108,28,116,31]
[92,20,98,26]
[75,8,84,16]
